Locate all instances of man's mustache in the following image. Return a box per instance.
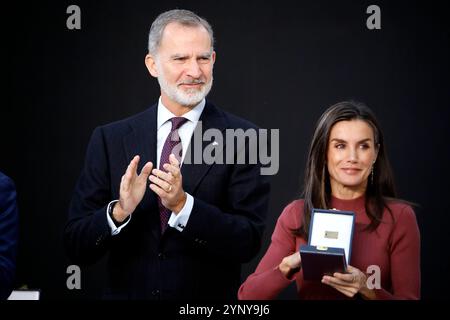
[178,79,206,85]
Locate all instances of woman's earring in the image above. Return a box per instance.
[371,162,375,185]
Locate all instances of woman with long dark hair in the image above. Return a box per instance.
[239,101,420,299]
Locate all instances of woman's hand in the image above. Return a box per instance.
[279,252,302,279]
[321,265,376,299]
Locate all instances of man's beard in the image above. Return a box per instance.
[157,65,213,107]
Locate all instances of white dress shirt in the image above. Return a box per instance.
[107,98,205,235]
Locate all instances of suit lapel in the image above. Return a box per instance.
[123,107,158,167]
[123,104,160,240]
[181,101,228,195]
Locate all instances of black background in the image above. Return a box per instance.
[3,0,450,300]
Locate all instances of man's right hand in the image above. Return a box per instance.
[113,155,153,223]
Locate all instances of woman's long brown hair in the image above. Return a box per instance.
[295,101,397,239]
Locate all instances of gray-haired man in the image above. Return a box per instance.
[65,9,270,300]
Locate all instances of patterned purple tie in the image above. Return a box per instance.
[158,117,188,233]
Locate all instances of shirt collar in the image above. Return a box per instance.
[157,97,205,130]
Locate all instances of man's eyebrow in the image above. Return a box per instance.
[169,52,212,60]
[170,54,188,59]
[198,52,212,58]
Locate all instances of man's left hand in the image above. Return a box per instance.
[149,154,186,214]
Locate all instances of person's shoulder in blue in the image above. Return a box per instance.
[0,171,19,300]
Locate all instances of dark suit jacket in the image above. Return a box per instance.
[0,172,19,300]
[64,101,271,300]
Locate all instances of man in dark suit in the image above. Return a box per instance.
[64,9,271,300]
[0,171,19,300]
